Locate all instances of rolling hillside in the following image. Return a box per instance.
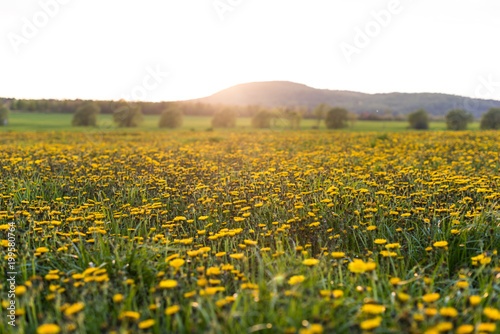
[192,81,500,117]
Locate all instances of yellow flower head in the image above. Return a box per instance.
[348,259,376,273]
[288,275,305,285]
[302,259,319,266]
[230,253,244,259]
[422,292,440,303]
[439,307,457,318]
[37,324,61,334]
[138,319,155,329]
[331,252,345,259]
[361,304,386,314]
[169,259,185,269]
[433,241,448,248]
[158,280,178,289]
[360,316,382,330]
[455,324,474,334]
[113,294,124,303]
[469,295,481,306]
[120,311,140,320]
[165,305,180,315]
[64,302,84,316]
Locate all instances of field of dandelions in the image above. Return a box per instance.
[1,131,499,334]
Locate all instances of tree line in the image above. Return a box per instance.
[69,101,307,129]
[317,105,500,130]
[1,100,500,130]
[70,102,500,131]
[8,98,307,118]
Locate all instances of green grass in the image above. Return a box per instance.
[3,112,480,132]
[1,131,499,334]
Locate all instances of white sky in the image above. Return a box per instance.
[1,0,500,102]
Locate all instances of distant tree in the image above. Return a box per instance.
[408,109,429,130]
[72,102,100,127]
[113,100,143,127]
[325,107,349,129]
[347,111,358,128]
[159,106,183,128]
[480,108,500,130]
[26,100,37,112]
[445,109,473,130]
[212,108,236,128]
[285,109,302,130]
[382,109,394,120]
[313,103,330,127]
[10,99,18,110]
[270,107,285,128]
[16,99,27,110]
[394,112,406,121]
[251,109,273,129]
[0,105,10,126]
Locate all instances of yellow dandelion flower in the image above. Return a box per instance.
[158,280,178,289]
[425,308,438,316]
[433,241,448,248]
[165,305,180,315]
[302,259,319,266]
[15,285,27,296]
[434,322,453,332]
[360,316,382,330]
[113,294,124,303]
[120,311,140,320]
[331,252,345,259]
[483,307,500,321]
[37,324,61,334]
[64,302,84,316]
[455,324,474,334]
[230,253,244,259]
[389,277,401,285]
[288,275,305,285]
[398,292,410,302]
[439,307,457,318]
[348,259,376,273]
[422,293,440,303]
[169,259,185,269]
[138,319,155,329]
[469,295,481,306]
[332,290,344,298]
[361,304,386,314]
[477,323,496,332]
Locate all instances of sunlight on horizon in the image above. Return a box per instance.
[1,0,500,102]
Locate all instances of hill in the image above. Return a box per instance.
[191,81,500,117]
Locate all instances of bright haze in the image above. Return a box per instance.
[1,0,500,102]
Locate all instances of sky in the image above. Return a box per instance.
[1,0,500,102]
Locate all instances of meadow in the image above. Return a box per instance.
[0,129,499,334]
[2,111,481,132]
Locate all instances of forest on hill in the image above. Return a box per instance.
[3,81,500,119]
